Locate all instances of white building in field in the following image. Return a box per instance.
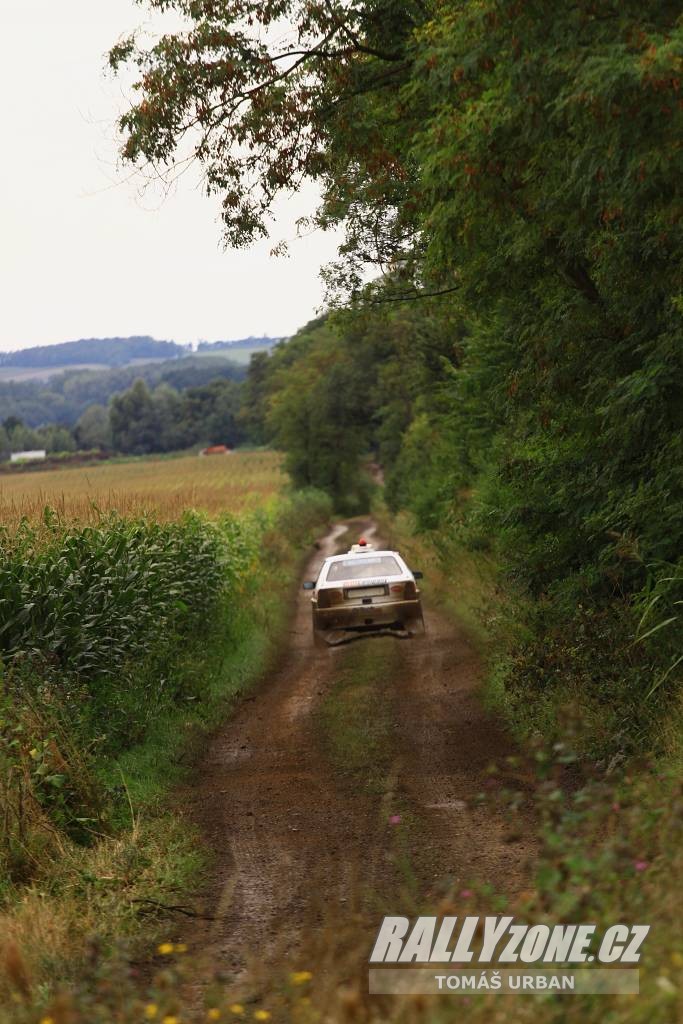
[10,450,47,463]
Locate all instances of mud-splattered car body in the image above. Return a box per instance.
[303,541,424,644]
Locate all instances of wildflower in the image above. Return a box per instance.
[162,1017,180,1024]
[207,1010,222,1021]
[145,1006,159,1020]
[228,1006,245,1017]
[291,971,313,985]
[388,815,401,825]
[175,943,188,953]
[40,1018,55,1024]
[634,860,649,872]
[158,942,175,955]
[253,1012,271,1021]
[460,889,473,899]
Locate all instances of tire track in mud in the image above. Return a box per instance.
[178,519,535,984]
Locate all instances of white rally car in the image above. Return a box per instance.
[303,538,425,645]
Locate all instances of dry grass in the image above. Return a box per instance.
[0,815,203,1008]
[0,450,285,526]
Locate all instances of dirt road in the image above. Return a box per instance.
[179,520,535,985]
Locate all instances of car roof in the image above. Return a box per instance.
[323,549,402,564]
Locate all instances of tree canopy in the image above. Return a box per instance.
[113,1,683,753]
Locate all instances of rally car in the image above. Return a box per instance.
[303,538,425,645]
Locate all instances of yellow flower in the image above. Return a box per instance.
[175,943,188,954]
[40,1018,55,1024]
[158,942,175,956]
[253,1012,271,1022]
[162,1017,180,1024]
[228,1007,245,1017]
[145,1006,159,1020]
[290,971,313,986]
[207,1011,221,1021]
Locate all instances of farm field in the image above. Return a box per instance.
[0,362,104,382]
[0,449,285,526]
[194,345,274,365]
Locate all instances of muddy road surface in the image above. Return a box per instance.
[179,520,535,983]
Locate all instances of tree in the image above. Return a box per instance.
[75,404,113,450]
[183,379,244,447]
[152,383,189,452]
[36,425,77,454]
[265,322,371,509]
[112,1,683,743]
[109,379,158,454]
[240,351,274,445]
[109,0,424,285]
[7,424,41,452]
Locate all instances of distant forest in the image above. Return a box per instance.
[0,335,285,429]
[0,336,185,368]
[1,374,245,458]
[0,356,247,429]
[0,335,282,371]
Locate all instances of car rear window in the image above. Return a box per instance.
[325,555,403,582]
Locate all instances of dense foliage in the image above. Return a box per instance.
[0,354,246,430]
[108,377,245,454]
[115,0,683,752]
[0,370,248,458]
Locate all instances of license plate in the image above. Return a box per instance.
[347,586,386,598]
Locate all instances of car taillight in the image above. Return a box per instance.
[404,580,417,599]
[389,583,405,595]
[317,588,344,609]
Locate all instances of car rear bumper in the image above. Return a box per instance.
[312,598,423,632]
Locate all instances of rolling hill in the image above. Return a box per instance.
[0,335,283,428]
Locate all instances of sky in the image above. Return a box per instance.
[0,2,340,353]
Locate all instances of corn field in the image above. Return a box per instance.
[0,485,331,892]
[0,511,231,677]
[0,450,284,527]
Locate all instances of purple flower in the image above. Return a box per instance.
[634,860,649,872]
[389,814,402,825]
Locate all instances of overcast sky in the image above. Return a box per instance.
[0,2,340,353]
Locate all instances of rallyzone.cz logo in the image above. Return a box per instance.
[370,916,650,964]
[368,917,650,995]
